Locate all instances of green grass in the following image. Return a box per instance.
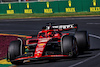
[0,12,100,19]
[0,64,12,67]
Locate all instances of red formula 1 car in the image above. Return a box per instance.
[7,23,90,65]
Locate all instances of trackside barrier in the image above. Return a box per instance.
[0,0,100,14]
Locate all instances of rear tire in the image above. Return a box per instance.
[7,40,25,65]
[75,31,90,52]
[61,35,78,58]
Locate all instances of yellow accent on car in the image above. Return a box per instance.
[37,54,39,56]
[39,43,45,46]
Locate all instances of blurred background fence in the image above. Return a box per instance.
[0,0,68,3]
[0,0,36,3]
[0,0,100,14]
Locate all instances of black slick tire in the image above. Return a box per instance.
[61,35,78,58]
[7,40,25,65]
[75,31,90,52]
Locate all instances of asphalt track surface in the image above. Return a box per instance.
[0,16,100,67]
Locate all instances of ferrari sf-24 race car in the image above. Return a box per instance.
[7,23,90,65]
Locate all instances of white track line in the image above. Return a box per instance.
[89,34,100,39]
[87,23,100,25]
[68,34,100,67]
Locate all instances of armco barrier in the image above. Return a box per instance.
[0,0,100,14]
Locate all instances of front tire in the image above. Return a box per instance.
[7,40,25,65]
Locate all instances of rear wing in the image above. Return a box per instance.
[46,24,78,31]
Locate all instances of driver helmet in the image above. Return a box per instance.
[48,32,53,37]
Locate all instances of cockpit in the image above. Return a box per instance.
[38,30,62,38]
